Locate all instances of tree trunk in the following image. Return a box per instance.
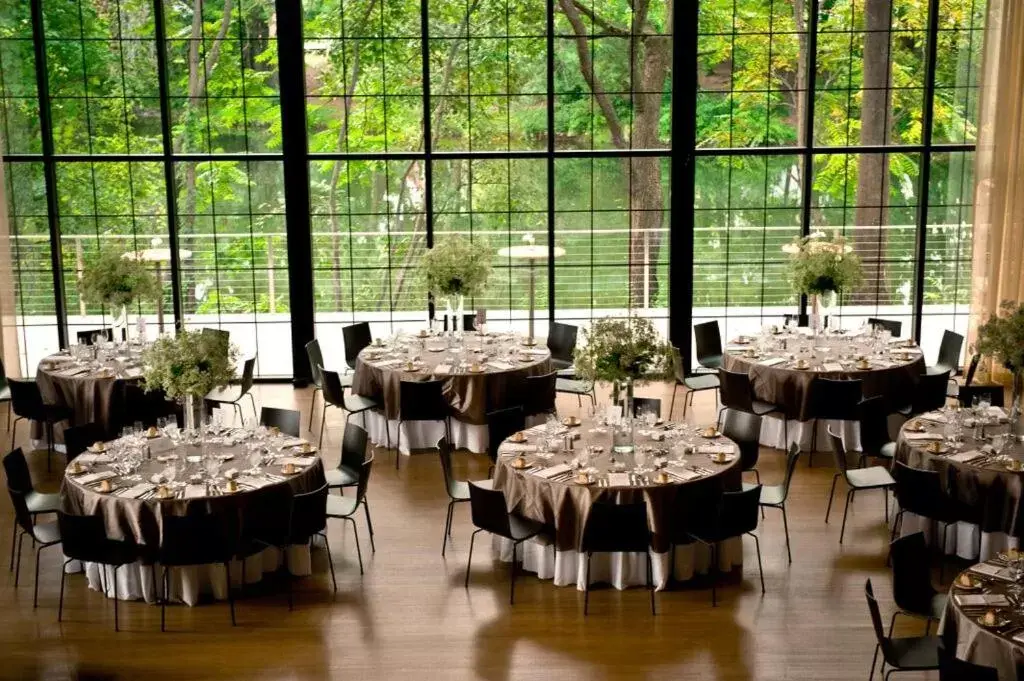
[852,0,893,305]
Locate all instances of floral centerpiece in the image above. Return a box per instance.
[976,300,1024,406]
[420,236,492,332]
[78,250,160,337]
[141,330,237,430]
[783,232,863,332]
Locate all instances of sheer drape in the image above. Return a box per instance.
[968,0,1024,382]
[0,158,23,377]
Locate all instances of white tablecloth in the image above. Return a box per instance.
[898,513,1015,562]
[755,415,861,453]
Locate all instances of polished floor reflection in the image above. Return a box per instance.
[0,384,944,681]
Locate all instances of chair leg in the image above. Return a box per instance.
[839,490,854,544]
[362,500,376,552]
[247,392,257,421]
[395,421,402,470]
[809,420,817,467]
[781,505,792,564]
[348,517,364,575]
[750,532,765,594]
[58,558,71,622]
[10,415,19,450]
[464,529,480,588]
[669,384,678,420]
[318,404,328,450]
[883,488,889,522]
[825,473,840,523]
[509,541,517,606]
[224,562,235,625]
[33,545,44,608]
[647,551,656,615]
[112,564,120,632]
[442,502,454,557]
[869,643,879,681]
[308,390,317,431]
[711,542,718,607]
[284,545,294,611]
[8,522,16,571]
[161,567,168,632]
[583,552,592,615]
[318,531,338,593]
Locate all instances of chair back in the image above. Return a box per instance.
[158,512,235,566]
[6,487,36,536]
[964,353,981,387]
[438,438,463,500]
[911,370,951,414]
[808,378,863,421]
[776,444,801,504]
[305,340,325,389]
[631,397,662,419]
[343,322,372,370]
[289,483,328,543]
[353,457,373,503]
[958,385,1005,408]
[64,422,107,461]
[890,532,939,616]
[341,421,369,471]
[8,378,45,420]
[867,318,902,336]
[938,640,999,681]
[720,408,761,473]
[76,328,114,345]
[546,322,578,367]
[0,357,7,390]
[936,330,964,373]
[858,396,891,455]
[238,357,256,394]
[671,346,686,383]
[487,406,525,464]
[717,485,762,537]
[319,367,347,406]
[694,321,723,368]
[893,462,947,519]
[399,379,449,422]
[864,580,897,663]
[827,426,852,478]
[441,314,477,332]
[523,371,557,417]
[260,407,301,437]
[2,448,33,495]
[718,368,755,412]
[58,512,136,565]
[581,502,650,554]
[783,313,809,328]
[468,482,514,539]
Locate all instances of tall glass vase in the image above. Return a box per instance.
[612,379,635,455]
[453,294,465,334]
[112,304,129,343]
[809,292,834,335]
[182,393,202,432]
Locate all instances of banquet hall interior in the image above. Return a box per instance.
[2,0,1024,678]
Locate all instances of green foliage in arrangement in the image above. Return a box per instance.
[573,316,674,385]
[785,233,864,296]
[78,250,160,310]
[141,330,237,399]
[420,236,492,298]
[976,301,1024,374]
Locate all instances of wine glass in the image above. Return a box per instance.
[203,455,221,481]
[247,444,263,474]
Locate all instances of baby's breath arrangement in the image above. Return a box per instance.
[573,316,674,385]
[78,250,160,310]
[420,236,492,298]
[142,330,237,399]
[976,301,1024,383]
[783,232,863,297]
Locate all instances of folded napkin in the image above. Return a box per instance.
[698,444,735,455]
[725,345,749,351]
[279,437,306,448]
[76,453,112,464]
[522,349,549,356]
[274,456,311,467]
[606,473,631,487]
[117,482,154,499]
[948,450,985,463]
[236,475,267,489]
[75,471,117,485]
[433,365,451,375]
[970,563,1015,581]
[502,443,537,454]
[988,406,1008,419]
[183,484,207,499]
[487,361,513,371]
[904,432,944,441]
[1014,632,1024,645]
[821,362,844,372]
[956,593,1010,607]
[123,367,143,378]
[667,467,701,482]
[375,359,404,368]
[918,412,948,424]
[759,357,785,367]
[533,464,572,480]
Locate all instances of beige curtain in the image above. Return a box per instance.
[967,0,1024,382]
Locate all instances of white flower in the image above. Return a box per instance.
[521,233,535,245]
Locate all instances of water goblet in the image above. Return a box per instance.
[247,444,263,474]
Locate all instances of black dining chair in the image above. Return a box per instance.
[954,353,1003,407]
[441,314,477,333]
[556,375,596,409]
[3,448,60,572]
[76,328,114,345]
[890,463,960,555]
[326,420,368,493]
[523,371,557,419]
[717,368,785,444]
[204,356,257,423]
[757,443,801,563]
[57,512,139,630]
[631,397,662,419]
[897,370,951,418]
[825,427,895,543]
[7,485,61,608]
[397,379,451,470]
[805,377,863,466]
[200,327,230,345]
[326,457,375,575]
[439,437,484,556]
[931,330,964,376]
[669,346,720,419]
[8,378,72,471]
[464,481,544,605]
[486,406,525,474]
[259,406,301,438]
[317,367,379,450]
[865,578,940,681]
[783,313,809,328]
[888,532,948,635]
[937,640,999,681]
[64,422,107,462]
[579,501,656,615]
[343,322,372,371]
[858,396,896,467]
[720,408,763,484]
[694,321,724,371]
[687,485,764,606]
[867,318,903,337]
[0,358,11,431]
[156,513,238,631]
[254,483,332,606]
[305,339,325,431]
[546,322,578,373]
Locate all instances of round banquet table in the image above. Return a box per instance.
[722,330,925,450]
[33,346,149,447]
[895,407,1022,561]
[491,416,744,591]
[60,429,326,606]
[351,331,552,455]
[941,563,1024,680]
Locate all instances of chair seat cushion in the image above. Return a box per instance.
[508,513,544,541]
[0,385,10,401]
[325,467,358,488]
[847,466,896,489]
[556,378,592,395]
[551,358,573,371]
[342,394,379,413]
[340,373,354,388]
[205,387,242,403]
[32,521,60,545]
[879,442,896,459]
[450,480,471,501]
[887,635,940,669]
[757,483,785,506]
[326,495,359,518]
[556,368,576,378]
[26,491,60,514]
[683,374,720,390]
[751,400,782,416]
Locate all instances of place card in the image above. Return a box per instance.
[697,444,735,455]
[183,484,207,499]
[606,473,631,487]
[533,463,572,479]
[821,362,844,372]
[956,593,1010,607]
[75,471,116,485]
[725,345,749,351]
[904,432,944,441]
[501,443,537,454]
[487,361,513,371]
[433,365,451,375]
[274,456,311,467]
[76,453,112,464]
[970,563,1015,581]
[759,357,785,367]
[948,450,985,464]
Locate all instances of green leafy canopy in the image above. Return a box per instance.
[419,236,492,298]
[573,316,674,385]
[78,250,160,310]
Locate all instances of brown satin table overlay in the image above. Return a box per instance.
[895,410,1024,537]
[723,332,924,420]
[493,417,742,554]
[352,332,552,425]
[943,562,1024,680]
[60,432,325,551]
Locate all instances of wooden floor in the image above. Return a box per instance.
[0,383,949,681]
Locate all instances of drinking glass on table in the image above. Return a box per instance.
[247,444,263,474]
